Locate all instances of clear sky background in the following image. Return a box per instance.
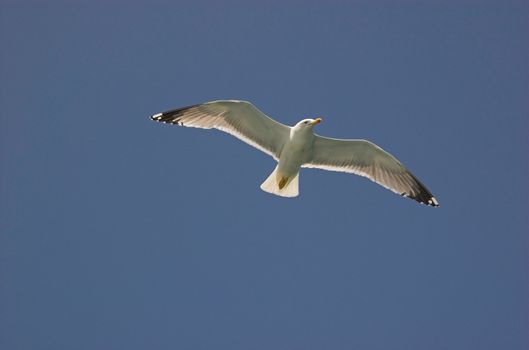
[1,1,527,349]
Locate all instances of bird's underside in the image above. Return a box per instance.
[151,100,439,207]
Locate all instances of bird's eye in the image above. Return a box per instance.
[304,121,308,124]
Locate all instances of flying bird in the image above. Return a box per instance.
[151,100,439,207]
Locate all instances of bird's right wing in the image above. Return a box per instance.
[304,135,439,206]
[151,100,290,160]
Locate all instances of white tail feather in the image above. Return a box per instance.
[260,166,299,197]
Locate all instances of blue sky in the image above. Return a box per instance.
[1,1,527,349]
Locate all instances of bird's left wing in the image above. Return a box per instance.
[304,135,439,207]
[151,100,290,160]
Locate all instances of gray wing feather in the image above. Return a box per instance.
[304,135,439,207]
[151,100,290,160]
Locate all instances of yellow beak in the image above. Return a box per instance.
[311,118,322,125]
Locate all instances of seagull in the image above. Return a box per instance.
[151,100,439,207]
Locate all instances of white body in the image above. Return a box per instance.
[260,121,316,197]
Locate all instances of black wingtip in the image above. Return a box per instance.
[401,192,439,207]
[412,190,439,207]
[151,113,163,121]
[401,173,440,207]
[149,104,201,125]
[426,197,440,207]
[410,187,439,207]
[414,186,439,208]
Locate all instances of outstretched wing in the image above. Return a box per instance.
[151,100,290,160]
[304,135,439,207]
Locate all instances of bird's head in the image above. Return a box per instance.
[294,117,322,130]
